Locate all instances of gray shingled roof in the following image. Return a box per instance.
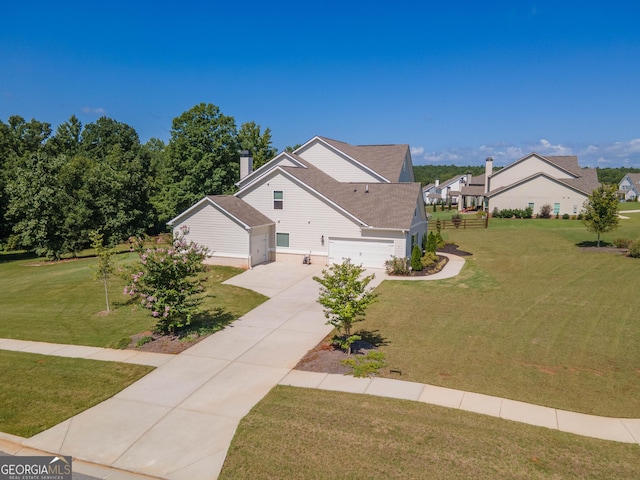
[487,169,600,197]
[280,159,421,230]
[626,173,640,185]
[207,195,274,227]
[544,156,582,176]
[460,185,486,196]
[318,137,409,182]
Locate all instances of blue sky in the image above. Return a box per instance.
[1,1,639,167]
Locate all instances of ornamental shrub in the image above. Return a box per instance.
[613,238,632,248]
[411,245,423,271]
[124,227,209,333]
[426,231,437,253]
[539,204,552,219]
[384,256,410,275]
[420,251,438,268]
[628,239,640,258]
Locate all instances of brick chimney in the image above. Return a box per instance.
[240,150,253,180]
[484,157,493,194]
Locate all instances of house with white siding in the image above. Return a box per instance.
[458,153,600,216]
[169,136,428,269]
[619,173,640,201]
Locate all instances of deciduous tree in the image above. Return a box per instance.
[237,121,277,169]
[313,259,377,352]
[161,103,239,220]
[582,184,620,246]
[124,228,209,333]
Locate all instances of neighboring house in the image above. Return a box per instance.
[619,173,640,201]
[421,175,467,205]
[169,136,428,269]
[458,154,600,216]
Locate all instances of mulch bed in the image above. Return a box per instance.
[126,331,209,354]
[294,336,377,374]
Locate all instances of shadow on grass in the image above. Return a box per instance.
[176,307,236,339]
[575,240,613,247]
[354,329,390,348]
[0,251,37,264]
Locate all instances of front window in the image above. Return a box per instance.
[553,203,560,215]
[274,191,283,209]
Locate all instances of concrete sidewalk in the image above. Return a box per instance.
[279,371,640,445]
[4,252,638,480]
[10,263,332,480]
[0,338,173,367]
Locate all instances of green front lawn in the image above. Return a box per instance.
[0,252,267,348]
[0,350,153,437]
[366,214,640,417]
[220,386,640,479]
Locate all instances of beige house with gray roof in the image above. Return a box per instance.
[459,153,600,216]
[169,136,427,268]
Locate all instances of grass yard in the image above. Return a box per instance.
[220,386,640,479]
[0,252,267,348]
[366,211,640,417]
[0,350,153,437]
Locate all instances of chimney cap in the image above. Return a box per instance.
[240,150,252,157]
[486,156,493,162]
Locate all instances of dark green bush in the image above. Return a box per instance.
[562,213,570,219]
[410,245,423,271]
[426,231,437,253]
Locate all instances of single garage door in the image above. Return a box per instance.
[250,233,268,266]
[328,238,395,268]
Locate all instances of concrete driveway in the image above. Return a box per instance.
[23,262,332,480]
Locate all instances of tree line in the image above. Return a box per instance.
[0,103,276,259]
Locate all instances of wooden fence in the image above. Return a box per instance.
[434,216,488,230]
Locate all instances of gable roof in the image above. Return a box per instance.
[438,174,466,189]
[168,195,273,228]
[491,152,581,180]
[624,173,640,185]
[243,157,421,230]
[302,136,410,182]
[486,170,599,198]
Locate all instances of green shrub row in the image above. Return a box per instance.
[491,206,533,219]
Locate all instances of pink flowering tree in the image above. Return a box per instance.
[124,226,209,333]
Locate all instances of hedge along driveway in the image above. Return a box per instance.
[366,216,640,417]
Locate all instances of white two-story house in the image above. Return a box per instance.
[169,136,428,269]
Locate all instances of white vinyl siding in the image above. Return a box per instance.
[296,141,384,183]
[172,202,248,259]
[490,154,577,191]
[238,171,363,256]
[398,152,415,182]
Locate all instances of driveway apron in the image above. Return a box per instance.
[23,262,331,480]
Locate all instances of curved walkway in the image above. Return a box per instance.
[1,253,638,480]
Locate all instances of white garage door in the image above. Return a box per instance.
[250,233,268,266]
[328,238,395,268]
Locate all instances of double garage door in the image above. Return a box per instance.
[328,238,395,269]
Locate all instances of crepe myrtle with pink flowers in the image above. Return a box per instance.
[124,226,209,333]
